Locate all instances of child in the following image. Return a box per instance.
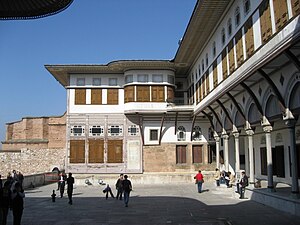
[103,184,114,199]
[51,190,56,202]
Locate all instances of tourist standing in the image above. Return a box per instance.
[214,168,220,186]
[194,170,204,193]
[115,174,124,200]
[11,182,25,225]
[122,175,132,207]
[0,181,11,225]
[66,173,74,205]
[238,171,248,199]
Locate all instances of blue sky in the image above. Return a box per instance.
[0,0,196,148]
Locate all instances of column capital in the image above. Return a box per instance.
[222,133,229,140]
[263,125,273,133]
[232,131,240,138]
[214,135,220,142]
[245,129,254,136]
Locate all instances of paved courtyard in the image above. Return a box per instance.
[6,181,300,225]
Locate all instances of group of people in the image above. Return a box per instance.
[54,172,74,204]
[103,174,132,207]
[194,168,249,199]
[0,170,25,225]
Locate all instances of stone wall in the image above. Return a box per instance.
[0,148,66,177]
[1,113,66,151]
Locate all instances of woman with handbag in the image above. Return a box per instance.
[194,170,204,193]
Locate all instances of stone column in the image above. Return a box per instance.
[285,119,300,198]
[246,129,255,186]
[214,135,220,169]
[263,125,275,192]
[232,131,240,177]
[222,133,229,171]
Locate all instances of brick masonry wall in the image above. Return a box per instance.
[0,148,66,177]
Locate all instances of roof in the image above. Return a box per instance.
[173,0,232,76]
[45,60,176,87]
[0,0,73,20]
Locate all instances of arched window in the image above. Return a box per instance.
[221,28,226,45]
[192,126,202,141]
[212,41,216,57]
[202,59,205,71]
[227,18,232,36]
[235,7,241,27]
[177,126,186,141]
[205,53,209,67]
[243,0,251,15]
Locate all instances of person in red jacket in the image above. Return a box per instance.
[194,170,204,193]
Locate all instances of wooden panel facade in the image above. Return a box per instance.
[75,89,86,105]
[124,86,134,103]
[70,140,85,163]
[151,86,164,102]
[107,89,119,105]
[273,0,288,31]
[88,139,104,163]
[291,0,300,17]
[259,0,272,44]
[235,29,244,67]
[192,145,203,163]
[107,140,123,163]
[136,86,150,102]
[176,145,187,164]
[244,17,254,58]
[91,89,102,105]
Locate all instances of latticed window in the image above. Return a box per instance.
[89,125,104,136]
[177,126,186,141]
[128,125,139,136]
[71,125,85,136]
[108,125,123,136]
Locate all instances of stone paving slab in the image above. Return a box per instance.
[6,182,300,225]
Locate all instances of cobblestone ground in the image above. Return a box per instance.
[6,182,300,225]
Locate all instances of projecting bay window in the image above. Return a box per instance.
[151,86,164,102]
[124,86,135,103]
[137,86,150,102]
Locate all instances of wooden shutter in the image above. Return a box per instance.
[151,86,165,102]
[167,86,174,102]
[176,145,187,164]
[136,86,150,102]
[235,29,244,67]
[228,40,235,74]
[70,140,85,163]
[192,145,203,163]
[213,61,218,89]
[222,49,228,80]
[259,0,272,44]
[124,86,134,103]
[244,17,254,58]
[260,147,267,175]
[75,89,86,105]
[91,89,102,105]
[88,139,104,163]
[107,140,123,163]
[107,89,118,105]
[273,0,288,31]
[291,0,300,17]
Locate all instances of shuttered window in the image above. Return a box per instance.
[167,86,174,102]
[176,145,187,164]
[88,139,104,163]
[136,86,150,102]
[124,86,135,103]
[213,61,218,89]
[259,0,272,44]
[228,40,235,74]
[192,145,203,163]
[244,17,254,58]
[151,86,165,102]
[107,140,123,163]
[91,89,102,105]
[75,89,86,105]
[70,140,85,163]
[291,0,300,17]
[235,29,244,67]
[273,0,288,31]
[222,49,228,80]
[107,89,118,105]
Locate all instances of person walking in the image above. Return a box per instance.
[238,171,248,199]
[122,175,132,207]
[11,182,25,225]
[66,173,74,205]
[194,170,204,193]
[115,174,124,200]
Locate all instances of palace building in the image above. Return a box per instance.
[3,0,300,198]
